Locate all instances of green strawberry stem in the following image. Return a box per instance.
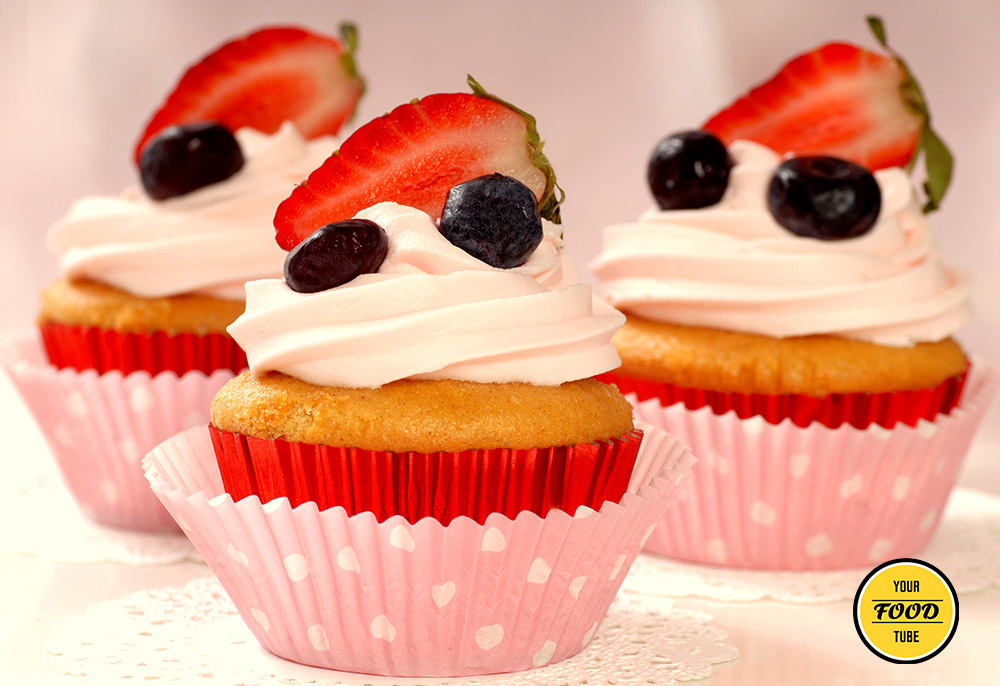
[866,15,953,214]
[339,23,365,115]
[467,75,565,224]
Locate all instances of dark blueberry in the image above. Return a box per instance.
[647,130,734,210]
[768,156,881,240]
[139,122,244,200]
[439,173,543,269]
[284,219,389,293]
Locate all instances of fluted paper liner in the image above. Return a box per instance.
[211,427,642,524]
[1,333,235,531]
[40,321,247,376]
[143,421,695,677]
[629,360,997,570]
[598,367,968,429]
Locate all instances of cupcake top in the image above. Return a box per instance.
[591,140,971,346]
[48,124,336,301]
[591,26,971,348]
[229,79,624,389]
[230,202,624,388]
[47,25,364,303]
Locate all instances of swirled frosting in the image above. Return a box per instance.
[590,141,972,346]
[228,202,625,388]
[47,122,337,301]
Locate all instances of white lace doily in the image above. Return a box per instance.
[623,488,1000,604]
[0,470,199,565]
[45,576,737,685]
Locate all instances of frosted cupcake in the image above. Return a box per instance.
[145,81,696,676]
[3,25,364,531]
[590,22,996,569]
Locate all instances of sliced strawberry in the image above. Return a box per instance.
[273,77,562,250]
[134,24,364,163]
[703,42,922,170]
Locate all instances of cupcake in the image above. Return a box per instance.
[41,25,364,376]
[590,20,996,569]
[2,25,364,531]
[145,80,696,676]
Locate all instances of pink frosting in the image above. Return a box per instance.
[590,141,972,346]
[229,203,624,388]
[47,123,337,301]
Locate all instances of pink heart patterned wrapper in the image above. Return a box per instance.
[1,333,236,531]
[143,421,695,677]
[627,359,997,570]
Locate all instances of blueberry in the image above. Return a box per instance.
[647,130,733,210]
[439,174,543,269]
[284,219,389,293]
[768,156,881,240]
[139,122,244,200]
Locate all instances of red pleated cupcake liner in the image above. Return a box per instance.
[596,367,968,430]
[209,426,644,525]
[39,322,248,376]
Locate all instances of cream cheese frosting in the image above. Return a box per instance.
[47,122,337,301]
[229,202,625,388]
[589,140,972,346]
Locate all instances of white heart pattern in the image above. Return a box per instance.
[283,554,309,581]
[336,547,360,573]
[307,624,330,651]
[369,615,396,643]
[227,543,249,568]
[532,640,557,667]
[431,581,456,608]
[527,558,551,584]
[480,527,506,552]
[389,525,416,552]
[475,624,504,651]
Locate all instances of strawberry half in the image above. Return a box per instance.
[273,76,562,250]
[134,24,364,163]
[703,42,921,171]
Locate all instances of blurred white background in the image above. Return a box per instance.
[1,0,997,490]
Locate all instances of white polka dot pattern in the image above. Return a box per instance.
[0,335,235,532]
[749,501,776,527]
[631,362,999,570]
[141,422,698,676]
[705,539,728,564]
[804,534,833,559]
[250,608,269,632]
[307,625,330,651]
[128,386,155,413]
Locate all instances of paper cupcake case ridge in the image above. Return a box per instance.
[1,333,235,531]
[144,421,695,677]
[631,360,998,570]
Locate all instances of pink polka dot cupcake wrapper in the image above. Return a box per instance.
[630,360,998,570]
[1,333,235,532]
[143,422,695,677]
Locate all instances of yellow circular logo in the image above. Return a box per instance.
[854,558,958,663]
